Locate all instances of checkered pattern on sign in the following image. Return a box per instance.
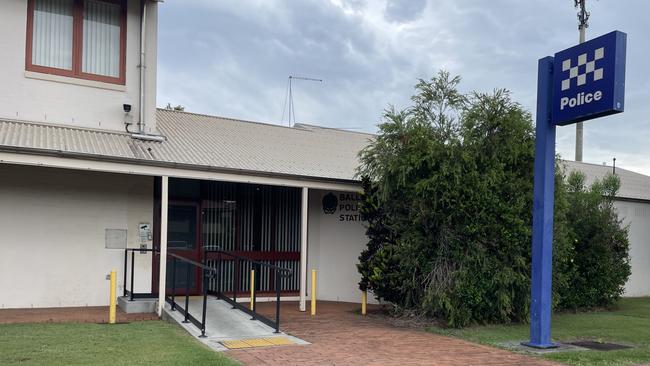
[561,47,605,91]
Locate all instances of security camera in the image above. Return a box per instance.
[123,104,132,113]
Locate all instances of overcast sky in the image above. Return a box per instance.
[157,0,650,175]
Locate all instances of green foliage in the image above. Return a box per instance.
[557,171,631,309]
[357,71,631,327]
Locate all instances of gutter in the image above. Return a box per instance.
[130,133,165,142]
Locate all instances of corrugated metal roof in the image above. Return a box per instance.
[0,109,373,182]
[562,160,650,201]
[5,112,646,199]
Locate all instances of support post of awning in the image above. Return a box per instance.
[157,175,169,316]
[299,187,309,312]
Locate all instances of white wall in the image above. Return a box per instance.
[616,200,650,297]
[307,189,376,304]
[304,190,650,303]
[0,164,153,308]
[0,0,158,134]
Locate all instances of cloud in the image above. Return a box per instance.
[157,0,650,174]
[384,0,427,23]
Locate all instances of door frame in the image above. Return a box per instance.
[151,180,303,297]
[152,199,203,296]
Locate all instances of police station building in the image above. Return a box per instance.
[0,108,376,312]
[0,3,647,321]
[0,0,376,314]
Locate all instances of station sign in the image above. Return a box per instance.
[552,30,627,126]
[528,30,627,349]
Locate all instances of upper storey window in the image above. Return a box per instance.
[26,0,126,85]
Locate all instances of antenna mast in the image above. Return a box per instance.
[574,0,590,162]
[281,75,323,127]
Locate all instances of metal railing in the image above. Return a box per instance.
[122,246,291,336]
[204,247,293,333]
[166,252,216,338]
[123,248,158,300]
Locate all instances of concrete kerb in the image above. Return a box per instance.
[499,340,590,355]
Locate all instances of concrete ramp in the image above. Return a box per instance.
[163,297,307,352]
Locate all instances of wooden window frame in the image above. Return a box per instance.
[25,0,127,85]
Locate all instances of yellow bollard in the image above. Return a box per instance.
[250,269,255,311]
[310,269,317,316]
[109,270,117,324]
[361,290,367,316]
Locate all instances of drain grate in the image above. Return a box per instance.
[568,340,632,351]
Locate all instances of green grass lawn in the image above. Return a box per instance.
[0,321,240,366]
[427,297,650,366]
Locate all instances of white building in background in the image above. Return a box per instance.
[0,1,647,318]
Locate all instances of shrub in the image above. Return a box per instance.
[357,71,630,327]
[556,171,631,309]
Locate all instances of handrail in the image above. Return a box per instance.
[207,249,294,274]
[204,247,293,333]
[123,248,158,301]
[168,252,214,271]
[165,252,217,338]
[122,247,291,336]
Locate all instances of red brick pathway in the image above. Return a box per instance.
[0,306,157,324]
[228,301,558,366]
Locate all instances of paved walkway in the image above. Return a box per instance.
[162,297,307,352]
[228,301,558,366]
[0,306,157,324]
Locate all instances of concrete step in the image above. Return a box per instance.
[117,296,157,314]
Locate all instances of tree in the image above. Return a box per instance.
[357,71,630,327]
[557,171,631,309]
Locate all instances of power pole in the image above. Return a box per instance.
[574,0,590,162]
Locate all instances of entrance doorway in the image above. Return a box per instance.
[152,178,302,296]
[165,202,201,295]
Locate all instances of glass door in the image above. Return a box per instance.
[202,203,236,251]
[166,202,201,295]
[202,201,237,293]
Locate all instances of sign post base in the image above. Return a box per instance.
[521,341,558,350]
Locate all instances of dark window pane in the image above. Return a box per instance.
[166,259,196,289]
[168,205,196,249]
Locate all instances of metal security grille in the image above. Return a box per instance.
[201,181,301,294]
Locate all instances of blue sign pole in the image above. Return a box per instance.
[526,56,556,349]
[525,30,626,349]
